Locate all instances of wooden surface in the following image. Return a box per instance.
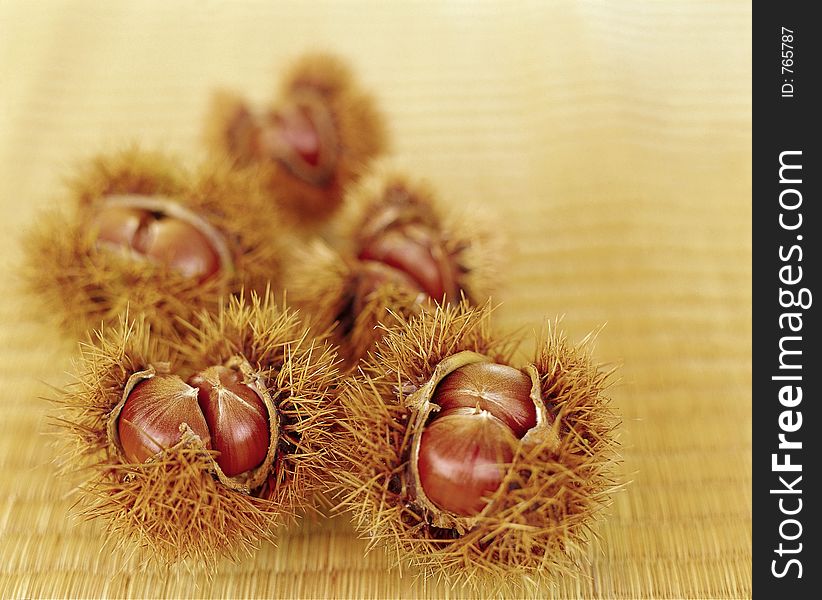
[0,1,751,598]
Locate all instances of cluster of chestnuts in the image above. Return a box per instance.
[24,52,619,587]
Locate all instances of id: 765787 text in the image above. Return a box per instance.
[782,27,794,98]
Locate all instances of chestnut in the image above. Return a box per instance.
[407,354,552,521]
[432,362,536,438]
[23,148,292,340]
[91,205,145,249]
[416,408,517,516]
[55,292,340,566]
[91,202,223,282]
[117,374,211,464]
[190,365,269,477]
[357,223,459,302]
[220,91,336,187]
[287,172,497,367]
[258,92,336,185]
[412,362,538,516]
[271,101,321,167]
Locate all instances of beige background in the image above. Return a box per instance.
[0,1,751,598]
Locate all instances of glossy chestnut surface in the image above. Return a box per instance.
[417,409,516,516]
[118,375,211,464]
[358,224,458,302]
[190,366,270,477]
[92,204,221,281]
[433,362,536,439]
[118,366,270,477]
[414,362,538,516]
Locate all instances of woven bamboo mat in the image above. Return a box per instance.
[0,1,751,598]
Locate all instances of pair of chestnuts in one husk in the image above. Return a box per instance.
[24,149,289,340]
[333,301,618,585]
[58,292,339,565]
[207,52,388,225]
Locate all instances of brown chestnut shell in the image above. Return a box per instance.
[205,52,388,225]
[261,89,340,187]
[91,193,235,282]
[286,171,500,367]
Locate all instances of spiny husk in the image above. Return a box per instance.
[287,172,500,366]
[282,238,352,334]
[68,146,186,207]
[330,167,445,253]
[205,52,388,225]
[184,157,290,294]
[179,290,342,514]
[80,429,284,568]
[23,148,290,340]
[337,167,503,303]
[55,314,174,467]
[53,292,342,568]
[284,238,426,368]
[333,301,620,588]
[52,314,276,568]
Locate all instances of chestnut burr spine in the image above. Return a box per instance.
[52,293,343,567]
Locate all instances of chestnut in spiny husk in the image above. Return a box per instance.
[23,148,290,340]
[287,171,500,366]
[415,362,536,517]
[54,291,340,566]
[333,301,619,587]
[206,52,388,225]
